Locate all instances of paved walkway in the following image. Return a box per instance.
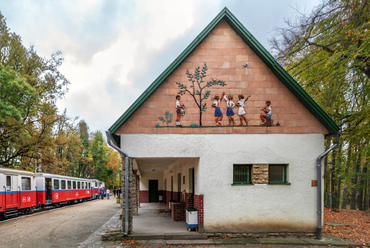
[85,202,364,247]
[133,203,187,233]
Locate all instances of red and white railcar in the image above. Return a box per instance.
[35,173,92,206]
[0,168,37,218]
[91,179,105,199]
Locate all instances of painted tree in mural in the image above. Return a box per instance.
[176,63,226,126]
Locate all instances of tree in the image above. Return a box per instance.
[0,12,69,168]
[271,0,369,210]
[90,131,112,183]
[176,63,226,126]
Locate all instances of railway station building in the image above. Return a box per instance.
[108,8,339,237]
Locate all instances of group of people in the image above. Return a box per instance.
[175,93,272,126]
[99,187,122,200]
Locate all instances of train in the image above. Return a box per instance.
[0,167,106,219]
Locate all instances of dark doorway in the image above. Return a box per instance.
[149,180,158,202]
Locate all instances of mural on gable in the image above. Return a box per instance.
[155,62,279,128]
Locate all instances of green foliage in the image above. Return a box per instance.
[158,110,173,126]
[272,0,369,210]
[176,63,226,126]
[0,11,121,188]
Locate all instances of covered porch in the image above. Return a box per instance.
[128,157,202,233]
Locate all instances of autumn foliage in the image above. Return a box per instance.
[324,208,370,246]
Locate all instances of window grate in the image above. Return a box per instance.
[233,165,252,184]
[268,165,287,184]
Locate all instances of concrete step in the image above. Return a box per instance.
[102,232,208,241]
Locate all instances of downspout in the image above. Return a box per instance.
[106,131,129,236]
[316,133,340,240]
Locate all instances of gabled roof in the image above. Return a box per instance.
[109,7,339,136]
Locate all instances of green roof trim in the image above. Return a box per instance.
[109,7,339,135]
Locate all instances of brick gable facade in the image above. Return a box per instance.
[116,20,328,135]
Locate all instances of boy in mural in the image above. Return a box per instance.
[223,92,235,125]
[212,92,225,125]
[175,95,185,126]
[260,100,272,125]
[236,94,251,125]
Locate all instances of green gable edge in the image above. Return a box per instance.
[109,7,339,137]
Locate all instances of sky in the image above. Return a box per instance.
[0,0,322,135]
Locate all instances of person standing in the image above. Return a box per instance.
[100,188,105,199]
[113,188,116,198]
[106,189,110,200]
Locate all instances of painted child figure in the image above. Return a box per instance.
[236,94,251,125]
[223,92,235,125]
[212,92,224,126]
[175,95,185,126]
[260,100,272,125]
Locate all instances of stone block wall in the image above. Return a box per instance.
[121,158,139,234]
[252,164,268,184]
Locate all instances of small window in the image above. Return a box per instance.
[73,181,76,189]
[233,165,252,184]
[269,164,287,184]
[6,176,11,191]
[82,182,85,189]
[61,180,66,189]
[67,180,72,189]
[21,177,31,190]
[77,182,80,189]
[88,183,90,189]
[54,179,60,190]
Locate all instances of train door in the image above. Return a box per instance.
[46,178,52,202]
[5,175,19,208]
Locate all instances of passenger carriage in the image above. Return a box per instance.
[91,179,105,199]
[0,168,37,218]
[35,173,92,207]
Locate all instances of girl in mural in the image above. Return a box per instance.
[223,92,235,125]
[260,100,272,125]
[212,92,225,126]
[176,95,185,126]
[236,94,251,125]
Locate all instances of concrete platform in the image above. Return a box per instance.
[133,203,188,233]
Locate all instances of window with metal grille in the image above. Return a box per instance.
[233,164,252,184]
[21,177,31,190]
[268,164,287,184]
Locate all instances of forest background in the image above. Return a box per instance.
[271,0,369,211]
[0,12,121,188]
[0,0,369,207]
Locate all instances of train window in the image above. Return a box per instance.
[77,181,80,189]
[67,180,72,189]
[82,182,85,189]
[21,177,31,190]
[88,183,90,188]
[6,176,11,191]
[85,182,87,188]
[61,180,66,189]
[54,179,60,189]
[73,181,76,189]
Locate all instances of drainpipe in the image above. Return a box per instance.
[106,131,129,236]
[316,133,340,240]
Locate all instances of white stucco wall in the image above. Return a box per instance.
[121,133,324,233]
[140,172,164,191]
